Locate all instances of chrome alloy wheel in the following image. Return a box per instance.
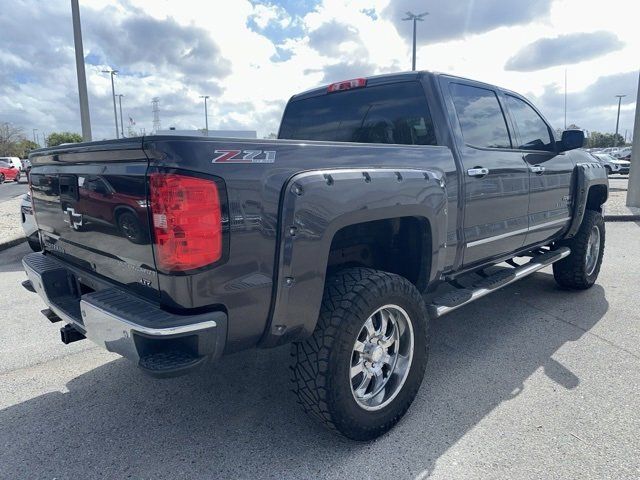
[585,225,601,276]
[350,304,414,411]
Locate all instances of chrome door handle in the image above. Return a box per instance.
[467,167,489,177]
[530,165,546,174]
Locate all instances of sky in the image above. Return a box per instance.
[0,0,638,143]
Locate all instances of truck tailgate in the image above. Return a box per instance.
[29,139,159,301]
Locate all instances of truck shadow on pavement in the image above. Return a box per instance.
[0,272,608,479]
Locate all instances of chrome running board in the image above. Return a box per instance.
[427,247,571,318]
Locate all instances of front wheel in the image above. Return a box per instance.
[553,210,605,289]
[290,268,429,440]
[0,173,5,184]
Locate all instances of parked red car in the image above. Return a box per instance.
[0,160,21,183]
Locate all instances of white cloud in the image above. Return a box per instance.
[251,3,292,29]
[0,0,637,142]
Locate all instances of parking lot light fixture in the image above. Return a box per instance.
[614,94,626,147]
[626,72,640,208]
[200,95,210,135]
[71,0,92,141]
[117,94,125,138]
[402,11,429,71]
[102,69,119,139]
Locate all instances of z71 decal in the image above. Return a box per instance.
[212,149,276,163]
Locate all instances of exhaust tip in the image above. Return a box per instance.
[60,324,86,344]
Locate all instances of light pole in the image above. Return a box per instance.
[402,11,428,71]
[71,0,92,141]
[117,94,125,138]
[626,71,640,208]
[200,95,210,135]
[102,69,119,138]
[614,94,626,147]
[32,129,38,145]
[564,68,567,130]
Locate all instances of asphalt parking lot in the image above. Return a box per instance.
[1,222,639,479]
[0,179,28,203]
[608,174,629,192]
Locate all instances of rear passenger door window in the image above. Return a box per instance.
[449,83,512,149]
[505,95,554,152]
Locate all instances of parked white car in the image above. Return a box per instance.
[611,158,631,174]
[0,156,24,172]
[592,153,630,175]
[612,146,632,160]
[591,153,619,174]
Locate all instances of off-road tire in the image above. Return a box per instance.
[553,210,605,289]
[290,267,429,441]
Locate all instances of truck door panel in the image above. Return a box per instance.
[445,81,530,266]
[503,94,573,246]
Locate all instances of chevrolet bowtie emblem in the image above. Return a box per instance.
[64,207,83,230]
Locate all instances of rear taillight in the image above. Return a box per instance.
[327,78,367,93]
[149,173,222,272]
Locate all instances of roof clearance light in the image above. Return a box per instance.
[327,78,367,93]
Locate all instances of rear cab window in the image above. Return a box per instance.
[279,82,437,146]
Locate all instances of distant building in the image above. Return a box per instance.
[156,128,257,139]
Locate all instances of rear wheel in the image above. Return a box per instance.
[290,267,429,440]
[553,210,605,289]
[14,172,20,182]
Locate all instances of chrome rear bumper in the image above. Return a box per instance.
[23,252,227,377]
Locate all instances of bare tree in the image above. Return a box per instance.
[0,122,27,156]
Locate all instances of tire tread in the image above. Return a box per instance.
[290,267,428,440]
[553,210,605,289]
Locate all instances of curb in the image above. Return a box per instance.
[605,215,640,222]
[0,236,25,253]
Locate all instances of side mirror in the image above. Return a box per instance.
[559,129,585,152]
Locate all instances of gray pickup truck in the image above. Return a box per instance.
[22,71,608,440]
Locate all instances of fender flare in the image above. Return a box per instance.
[564,162,608,239]
[260,167,448,347]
